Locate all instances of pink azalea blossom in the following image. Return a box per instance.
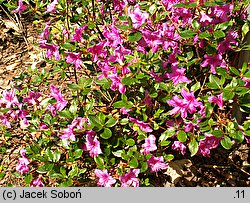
[16,149,30,174]
[167,88,204,118]
[0,88,19,108]
[147,155,168,173]
[172,141,186,155]
[103,24,123,48]
[119,168,140,187]
[208,93,224,109]
[141,134,157,155]
[88,41,107,62]
[109,45,131,65]
[39,42,60,60]
[199,13,213,26]
[108,73,126,94]
[198,133,221,157]
[201,54,227,74]
[120,107,131,115]
[218,31,238,54]
[113,0,128,15]
[129,117,153,133]
[46,85,68,115]
[46,0,58,13]
[84,130,102,158]
[94,169,116,187]
[23,91,41,106]
[39,23,50,40]
[30,177,44,187]
[166,64,191,85]
[142,92,153,106]
[71,26,87,42]
[12,0,27,17]
[65,52,82,69]
[70,117,88,129]
[211,4,233,23]
[128,4,149,29]
[60,126,75,141]
[0,114,11,128]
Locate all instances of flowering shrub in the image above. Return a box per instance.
[0,0,250,186]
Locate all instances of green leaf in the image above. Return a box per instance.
[208,75,221,89]
[128,157,139,168]
[37,163,54,173]
[68,165,78,178]
[126,138,135,146]
[199,31,210,39]
[116,24,130,31]
[229,67,240,76]
[165,154,174,161]
[67,83,80,90]
[180,30,196,38]
[94,156,104,168]
[69,102,78,115]
[213,30,225,39]
[120,118,129,125]
[140,162,148,173]
[58,110,72,118]
[73,149,83,159]
[49,173,64,179]
[60,167,67,177]
[59,179,73,187]
[177,130,187,142]
[100,128,112,139]
[121,77,135,86]
[212,130,224,138]
[191,82,201,93]
[128,32,142,42]
[61,43,75,50]
[112,150,124,157]
[220,136,233,149]
[148,4,157,14]
[24,174,33,185]
[113,100,133,109]
[242,22,249,39]
[243,71,250,78]
[105,117,118,127]
[78,77,93,88]
[160,140,171,146]
[188,140,198,156]
[53,148,61,162]
[88,115,102,129]
[229,131,244,143]
[223,89,235,101]
[159,129,176,142]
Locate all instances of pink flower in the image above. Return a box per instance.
[65,52,82,69]
[88,41,107,62]
[71,26,87,42]
[166,64,191,85]
[94,169,116,187]
[46,0,58,13]
[211,4,233,23]
[70,117,88,129]
[167,95,187,118]
[147,155,168,173]
[108,74,126,94]
[172,141,186,155]
[0,88,19,108]
[84,130,102,158]
[167,89,204,118]
[39,23,50,40]
[129,117,153,133]
[208,93,223,109]
[103,25,123,48]
[120,107,131,115]
[113,0,128,15]
[60,126,75,141]
[12,0,27,17]
[23,91,41,106]
[198,133,221,157]
[16,149,30,174]
[199,13,213,26]
[109,45,131,65]
[39,42,60,60]
[141,134,157,155]
[30,177,44,187]
[0,114,11,128]
[46,85,68,115]
[218,31,238,54]
[128,4,149,29]
[201,54,227,74]
[119,168,140,187]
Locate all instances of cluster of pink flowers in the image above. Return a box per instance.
[16,149,30,174]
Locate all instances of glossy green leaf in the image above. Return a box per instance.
[220,136,233,149]
[188,140,198,156]
[100,128,112,139]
